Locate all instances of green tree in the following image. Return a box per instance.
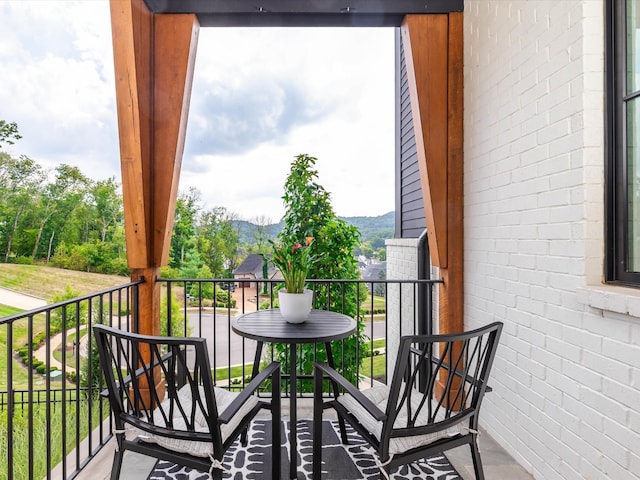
[0,154,45,262]
[179,247,204,279]
[170,188,201,270]
[160,290,188,337]
[275,153,368,390]
[197,206,239,277]
[0,120,22,149]
[30,164,89,261]
[250,215,275,255]
[90,177,122,243]
[50,286,89,331]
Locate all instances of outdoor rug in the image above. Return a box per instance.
[148,419,462,480]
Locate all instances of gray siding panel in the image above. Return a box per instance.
[395,29,425,239]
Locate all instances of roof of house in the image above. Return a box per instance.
[233,254,276,278]
[362,262,387,281]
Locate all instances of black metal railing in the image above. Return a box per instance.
[0,276,442,480]
[0,281,141,480]
[158,277,442,393]
[0,388,89,410]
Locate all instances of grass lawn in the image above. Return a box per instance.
[0,304,22,317]
[0,264,130,389]
[0,303,59,390]
[361,353,386,380]
[360,295,386,311]
[0,264,128,302]
[214,363,254,382]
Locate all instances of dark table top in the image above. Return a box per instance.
[232,309,356,344]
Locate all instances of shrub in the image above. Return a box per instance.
[50,286,88,330]
[214,290,235,308]
[15,256,33,265]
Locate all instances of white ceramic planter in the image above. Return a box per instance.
[278,289,313,323]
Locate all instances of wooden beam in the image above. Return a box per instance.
[110,0,154,267]
[440,11,464,337]
[402,13,463,340]
[401,14,449,268]
[153,15,199,265]
[110,0,199,270]
[110,0,199,338]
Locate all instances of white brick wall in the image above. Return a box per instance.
[385,238,439,380]
[386,238,418,379]
[464,1,640,479]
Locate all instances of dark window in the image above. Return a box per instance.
[607,0,640,285]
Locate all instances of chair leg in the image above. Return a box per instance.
[324,342,349,445]
[211,455,224,480]
[110,442,124,480]
[337,413,349,445]
[312,368,324,479]
[379,464,391,480]
[272,368,282,480]
[470,436,485,480]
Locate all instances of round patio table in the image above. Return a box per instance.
[232,309,356,479]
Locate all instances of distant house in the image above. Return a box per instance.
[362,261,387,294]
[232,254,276,289]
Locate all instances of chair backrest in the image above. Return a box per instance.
[381,322,503,446]
[93,324,222,449]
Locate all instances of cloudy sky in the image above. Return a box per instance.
[0,1,396,223]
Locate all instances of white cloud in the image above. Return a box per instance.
[1,2,395,221]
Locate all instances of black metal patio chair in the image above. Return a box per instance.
[93,324,281,480]
[313,322,503,480]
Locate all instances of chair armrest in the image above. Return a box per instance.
[218,361,280,424]
[315,362,386,422]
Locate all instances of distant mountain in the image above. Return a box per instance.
[233,220,283,245]
[233,211,394,245]
[341,211,395,240]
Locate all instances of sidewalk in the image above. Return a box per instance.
[0,286,47,310]
[0,287,84,373]
[32,326,88,373]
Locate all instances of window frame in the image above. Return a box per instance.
[606,0,640,285]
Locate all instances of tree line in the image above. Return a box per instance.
[0,120,387,280]
[0,121,268,278]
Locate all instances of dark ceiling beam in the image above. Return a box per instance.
[143,0,463,27]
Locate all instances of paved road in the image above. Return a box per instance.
[188,310,385,368]
[0,286,46,310]
[60,309,383,372]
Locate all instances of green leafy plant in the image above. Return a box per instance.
[266,237,314,293]
[272,153,367,391]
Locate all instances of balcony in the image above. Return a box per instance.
[0,277,531,480]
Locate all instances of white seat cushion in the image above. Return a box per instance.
[139,384,259,458]
[337,384,465,455]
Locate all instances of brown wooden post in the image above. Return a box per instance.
[110,0,198,403]
[109,0,198,334]
[402,13,464,406]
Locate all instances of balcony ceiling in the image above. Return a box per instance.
[142,0,464,27]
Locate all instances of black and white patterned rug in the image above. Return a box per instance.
[148,419,462,479]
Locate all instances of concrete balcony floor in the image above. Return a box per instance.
[75,398,533,480]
